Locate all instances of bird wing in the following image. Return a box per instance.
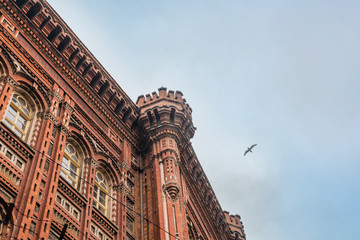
[244,149,250,156]
[250,144,257,149]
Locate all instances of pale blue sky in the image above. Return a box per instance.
[47,1,360,239]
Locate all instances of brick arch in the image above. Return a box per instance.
[67,127,94,159]
[14,75,50,112]
[95,158,121,187]
[0,47,17,77]
[3,76,49,145]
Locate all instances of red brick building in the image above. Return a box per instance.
[0,0,246,239]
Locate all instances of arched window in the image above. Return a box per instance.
[93,171,108,215]
[3,93,32,139]
[60,142,80,187]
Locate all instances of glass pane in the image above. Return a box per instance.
[100,182,106,189]
[12,94,18,105]
[68,144,75,154]
[67,178,73,185]
[18,96,26,107]
[6,106,16,122]
[62,157,68,167]
[97,172,103,181]
[13,128,23,138]
[16,115,27,130]
[70,162,77,171]
[99,206,105,214]
[22,108,29,116]
[99,191,106,205]
[3,119,12,128]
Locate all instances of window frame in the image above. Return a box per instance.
[93,171,108,215]
[60,142,81,188]
[3,93,32,139]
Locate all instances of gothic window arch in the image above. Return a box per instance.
[60,142,82,188]
[93,170,110,216]
[3,93,33,140]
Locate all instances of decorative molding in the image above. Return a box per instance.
[163,182,180,202]
[114,183,130,196]
[92,208,118,235]
[58,178,86,208]
[37,111,58,124]
[49,90,63,102]
[118,161,130,171]
[63,102,74,114]
[0,75,17,89]
[59,125,70,136]
[84,157,98,168]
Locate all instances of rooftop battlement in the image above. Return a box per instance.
[136,87,192,116]
[224,211,246,239]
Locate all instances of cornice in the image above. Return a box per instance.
[181,155,229,239]
[0,0,141,148]
[71,112,123,160]
[0,123,34,160]
[92,208,118,236]
[58,177,87,208]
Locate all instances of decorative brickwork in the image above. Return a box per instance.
[0,1,246,240]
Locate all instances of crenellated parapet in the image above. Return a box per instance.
[136,87,196,144]
[224,211,246,240]
[137,87,192,118]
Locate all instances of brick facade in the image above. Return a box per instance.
[0,1,246,239]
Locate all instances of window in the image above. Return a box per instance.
[93,171,108,215]
[90,223,111,240]
[29,221,36,235]
[126,216,134,233]
[3,93,32,138]
[127,180,134,195]
[60,142,80,187]
[55,193,80,220]
[126,199,134,212]
[34,203,40,213]
[47,141,54,157]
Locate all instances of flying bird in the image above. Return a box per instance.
[244,144,257,156]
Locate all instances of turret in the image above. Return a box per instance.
[224,211,246,240]
[136,87,195,144]
[136,87,196,240]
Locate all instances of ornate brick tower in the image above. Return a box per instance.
[137,87,195,240]
[0,1,246,239]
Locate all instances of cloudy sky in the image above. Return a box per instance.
[47,1,360,239]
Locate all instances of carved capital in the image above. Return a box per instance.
[49,90,63,102]
[114,183,130,195]
[118,161,130,171]
[63,102,74,114]
[0,75,17,89]
[37,111,58,124]
[59,125,70,137]
[85,157,98,168]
